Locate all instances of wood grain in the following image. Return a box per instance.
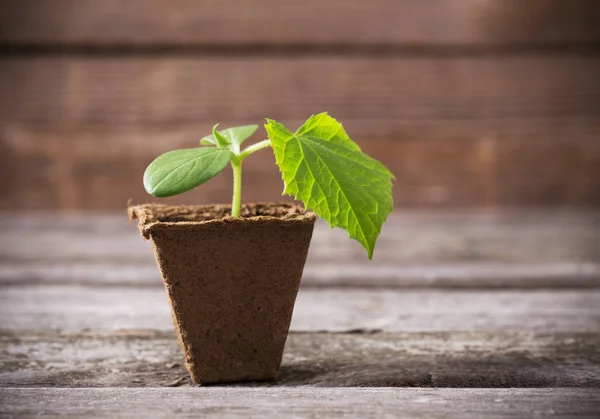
[1,331,598,388]
[2,0,600,407]
[2,56,599,126]
[1,213,599,288]
[1,286,598,333]
[2,134,599,209]
[2,388,599,418]
[3,262,598,289]
[0,215,598,409]
[1,56,599,209]
[6,131,599,209]
[1,0,599,47]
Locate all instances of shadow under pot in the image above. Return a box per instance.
[128,202,316,384]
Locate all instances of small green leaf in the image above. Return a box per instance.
[265,113,394,259]
[200,137,217,146]
[212,124,230,148]
[144,148,232,198]
[201,125,258,152]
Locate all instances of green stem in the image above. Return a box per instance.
[230,139,272,218]
[238,139,272,161]
[231,158,242,218]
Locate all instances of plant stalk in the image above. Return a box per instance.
[230,139,272,218]
[231,158,242,218]
[238,139,272,160]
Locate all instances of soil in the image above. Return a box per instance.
[130,202,308,223]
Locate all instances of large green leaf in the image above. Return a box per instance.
[201,125,259,152]
[265,113,394,259]
[143,148,232,198]
[295,112,360,151]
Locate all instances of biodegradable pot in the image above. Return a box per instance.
[128,202,316,384]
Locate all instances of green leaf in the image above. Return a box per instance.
[201,125,259,152]
[212,124,231,148]
[265,113,394,259]
[200,138,217,146]
[295,112,361,152]
[143,148,232,198]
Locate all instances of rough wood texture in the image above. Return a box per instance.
[3,57,598,126]
[1,55,599,209]
[1,213,598,287]
[1,0,599,46]
[3,129,599,209]
[0,212,599,416]
[1,331,599,388]
[2,0,600,412]
[1,1,599,211]
[3,262,598,289]
[2,388,599,418]
[1,286,598,333]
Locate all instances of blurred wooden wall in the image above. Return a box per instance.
[1,0,599,210]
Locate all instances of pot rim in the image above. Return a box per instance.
[128,202,317,239]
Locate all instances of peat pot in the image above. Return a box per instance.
[128,202,316,384]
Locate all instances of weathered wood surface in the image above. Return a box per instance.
[1,212,599,417]
[2,331,599,388]
[2,0,599,46]
[2,388,599,418]
[1,1,599,211]
[3,57,598,127]
[2,0,600,413]
[1,213,598,287]
[1,56,599,209]
[1,286,599,333]
[3,263,598,289]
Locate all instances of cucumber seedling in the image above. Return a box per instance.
[143,113,394,258]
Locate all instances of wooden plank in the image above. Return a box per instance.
[1,0,599,47]
[3,212,598,264]
[1,213,598,288]
[498,139,600,205]
[1,331,599,388]
[2,261,598,289]
[2,56,599,127]
[0,286,598,333]
[3,131,598,209]
[1,388,599,418]
[1,56,599,209]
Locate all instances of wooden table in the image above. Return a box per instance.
[1,211,599,417]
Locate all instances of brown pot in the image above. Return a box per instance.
[128,202,316,384]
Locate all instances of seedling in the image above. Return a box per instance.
[144,113,394,258]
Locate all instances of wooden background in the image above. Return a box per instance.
[1,0,599,210]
